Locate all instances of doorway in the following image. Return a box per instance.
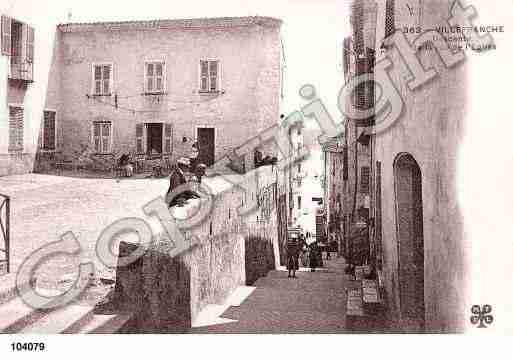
[394,153,425,330]
[146,123,163,155]
[197,127,215,166]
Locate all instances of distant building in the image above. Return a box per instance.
[342,0,468,332]
[40,16,282,169]
[321,135,345,252]
[0,12,36,175]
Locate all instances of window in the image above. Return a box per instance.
[360,166,370,194]
[10,20,22,58]
[92,121,112,153]
[92,64,112,96]
[297,196,302,210]
[200,60,219,92]
[9,106,23,152]
[145,61,165,94]
[42,111,56,150]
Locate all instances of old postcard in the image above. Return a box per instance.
[0,0,512,350]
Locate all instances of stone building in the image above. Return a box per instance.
[0,10,37,175]
[343,0,468,332]
[321,135,345,251]
[42,16,282,168]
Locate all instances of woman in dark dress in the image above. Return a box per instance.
[309,241,320,272]
[287,239,300,278]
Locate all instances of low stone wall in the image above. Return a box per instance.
[112,165,286,332]
[114,232,245,333]
[245,235,275,286]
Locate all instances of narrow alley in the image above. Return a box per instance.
[190,257,388,334]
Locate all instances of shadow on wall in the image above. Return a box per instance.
[245,235,276,286]
[109,231,278,333]
[112,242,192,333]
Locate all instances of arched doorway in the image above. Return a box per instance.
[394,153,425,330]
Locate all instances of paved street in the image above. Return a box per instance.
[0,173,169,288]
[190,257,349,334]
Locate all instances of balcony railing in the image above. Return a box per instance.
[9,57,34,82]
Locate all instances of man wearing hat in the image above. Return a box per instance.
[166,158,189,207]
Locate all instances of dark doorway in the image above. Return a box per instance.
[147,123,163,155]
[394,153,425,331]
[197,128,215,166]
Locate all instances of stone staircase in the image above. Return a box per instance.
[0,273,133,334]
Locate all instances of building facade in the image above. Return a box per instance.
[0,11,35,175]
[42,17,282,168]
[322,135,345,251]
[343,0,468,332]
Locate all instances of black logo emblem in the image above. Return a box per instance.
[470,305,493,328]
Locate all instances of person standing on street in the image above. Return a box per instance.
[309,241,320,272]
[287,238,300,278]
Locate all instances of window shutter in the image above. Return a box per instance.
[93,123,101,152]
[385,0,395,39]
[101,123,111,153]
[1,15,11,56]
[360,166,370,194]
[136,124,144,154]
[9,107,23,151]
[200,60,208,91]
[26,25,34,63]
[209,61,218,91]
[164,123,173,154]
[103,65,111,95]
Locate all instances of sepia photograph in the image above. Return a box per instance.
[0,0,512,353]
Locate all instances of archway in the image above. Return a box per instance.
[394,153,425,330]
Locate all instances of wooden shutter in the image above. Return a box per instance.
[136,124,144,154]
[155,63,163,92]
[103,65,111,95]
[26,25,34,63]
[200,60,208,91]
[93,122,101,152]
[101,123,111,153]
[164,123,173,154]
[94,65,102,95]
[1,15,11,56]
[360,166,370,194]
[146,63,154,93]
[385,0,395,38]
[8,107,23,151]
[343,147,348,180]
[209,61,218,91]
[43,111,56,150]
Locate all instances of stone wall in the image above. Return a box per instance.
[373,0,468,332]
[113,165,285,332]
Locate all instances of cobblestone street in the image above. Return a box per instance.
[190,257,349,334]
